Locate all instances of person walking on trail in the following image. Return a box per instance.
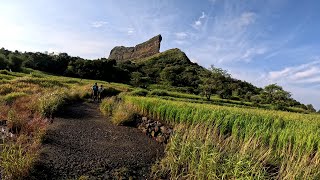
[92,83,99,101]
[98,85,104,102]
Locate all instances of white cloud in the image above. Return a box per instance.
[127,28,135,35]
[238,12,256,27]
[268,59,320,85]
[200,12,206,19]
[175,32,188,39]
[293,67,319,79]
[190,10,266,64]
[192,12,207,29]
[91,21,108,28]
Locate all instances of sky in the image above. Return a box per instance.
[1,0,320,109]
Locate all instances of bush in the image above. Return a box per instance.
[38,91,67,118]
[100,97,119,117]
[150,89,169,96]
[100,87,121,98]
[111,102,136,126]
[1,143,39,180]
[129,89,149,96]
[230,96,241,101]
[2,92,27,105]
[0,69,10,75]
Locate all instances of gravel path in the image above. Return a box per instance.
[28,102,164,180]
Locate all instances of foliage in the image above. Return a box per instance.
[1,142,39,180]
[111,102,136,126]
[150,89,169,96]
[306,104,316,112]
[100,87,121,98]
[200,65,231,100]
[0,47,310,110]
[129,89,149,96]
[100,97,119,116]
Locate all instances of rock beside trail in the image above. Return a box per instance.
[0,120,15,141]
[137,116,173,144]
[108,35,162,61]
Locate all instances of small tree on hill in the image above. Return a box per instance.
[306,104,316,112]
[200,65,230,100]
[260,84,291,108]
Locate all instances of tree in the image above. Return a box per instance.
[160,66,183,86]
[129,71,150,88]
[200,65,229,100]
[306,104,316,112]
[0,54,8,70]
[7,54,23,71]
[261,84,291,107]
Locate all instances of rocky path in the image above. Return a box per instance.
[28,102,164,180]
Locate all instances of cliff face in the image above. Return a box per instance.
[108,34,162,61]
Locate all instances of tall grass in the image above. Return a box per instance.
[153,124,320,179]
[0,69,116,179]
[124,96,320,179]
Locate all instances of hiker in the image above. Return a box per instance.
[98,85,104,102]
[92,83,99,101]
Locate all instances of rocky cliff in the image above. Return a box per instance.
[108,34,162,61]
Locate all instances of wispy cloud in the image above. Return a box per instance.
[175,32,188,39]
[189,9,266,64]
[192,12,207,30]
[268,59,320,85]
[127,28,135,35]
[91,21,108,28]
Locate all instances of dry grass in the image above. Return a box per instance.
[0,69,112,179]
[111,103,136,126]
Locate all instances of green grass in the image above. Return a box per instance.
[122,95,320,179]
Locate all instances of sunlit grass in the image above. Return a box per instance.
[123,95,320,179]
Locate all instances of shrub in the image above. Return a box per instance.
[150,89,169,96]
[100,87,121,98]
[38,91,67,118]
[0,142,39,180]
[129,89,149,96]
[0,84,14,95]
[111,103,136,126]
[3,92,27,105]
[0,69,10,75]
[100,97,119,117]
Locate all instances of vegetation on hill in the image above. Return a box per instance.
[0,47,313,112]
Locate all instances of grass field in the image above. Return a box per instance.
[0,69,130,179]
[1,69,319,179]
[117,96,320,179]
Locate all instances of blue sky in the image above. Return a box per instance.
[1,0,320,109]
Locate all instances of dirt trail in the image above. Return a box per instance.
[28,102,164,180]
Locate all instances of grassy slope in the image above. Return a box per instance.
[2,69,319,179]
[119,95,320,179]
[0,69,131,179]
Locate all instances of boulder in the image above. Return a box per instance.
[156,135,166,143]
[160,126,167,134]
[142,117,148,122]
[154,126,159,133]
[108,35,162,61]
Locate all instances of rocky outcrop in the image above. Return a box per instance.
[137,116,173,144]
[108,35,162,61]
